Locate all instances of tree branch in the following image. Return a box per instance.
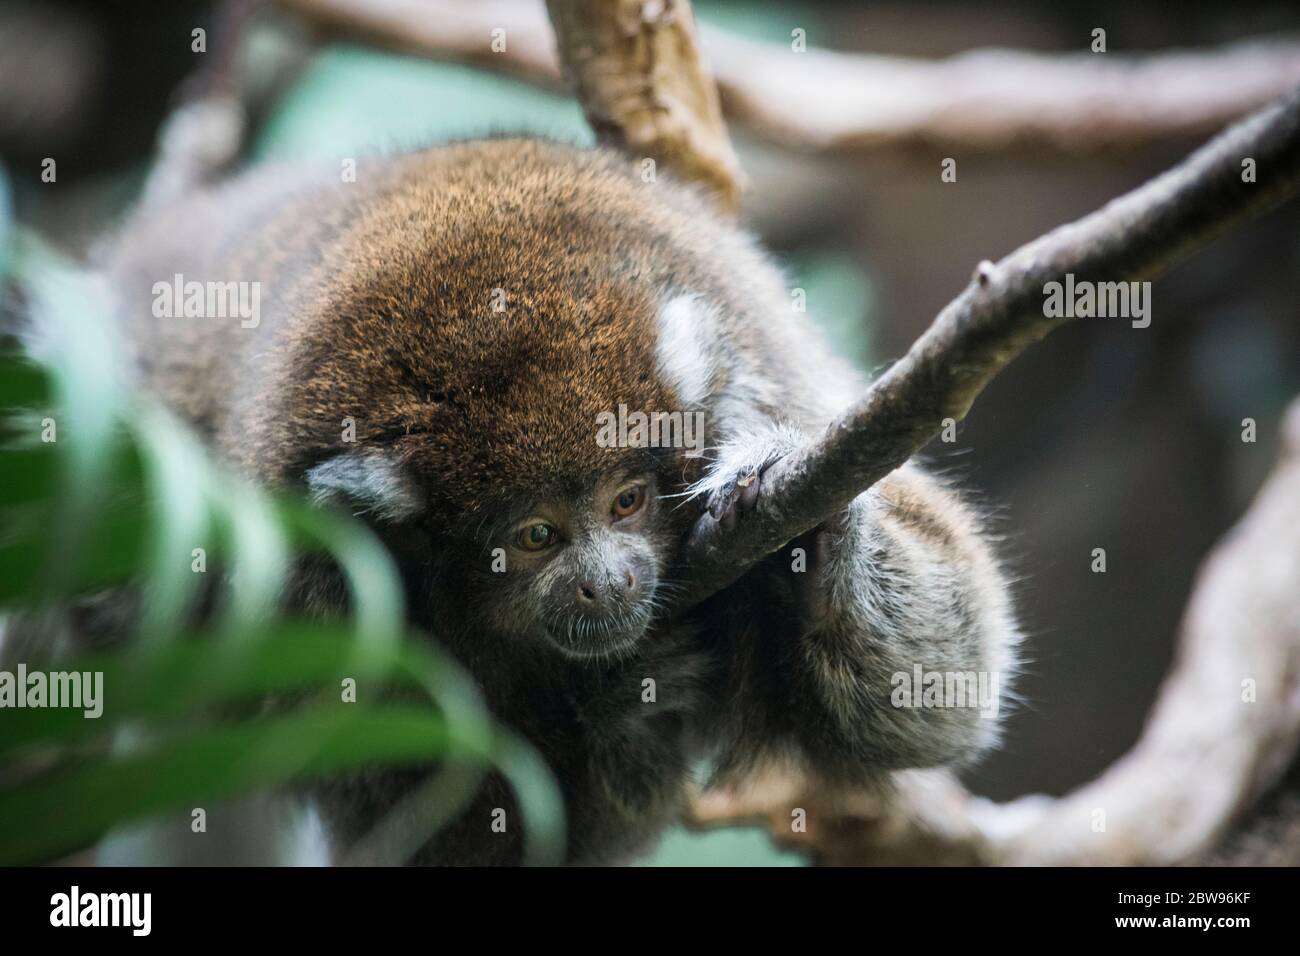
[676,86,1300,608]
[688,396,1300,865]
[276,0,563,88]
[543,0,743,212]
[273,0,1300,155]
[705,32,1300,154]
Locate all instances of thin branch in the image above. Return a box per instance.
[676,86,1300,608]
[544,0,743,211]
[273,0,1300,155]
[688,396,1300,865]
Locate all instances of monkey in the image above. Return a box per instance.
[101,137,1020,864]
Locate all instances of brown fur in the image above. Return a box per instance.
[102,138,1019,865]
[109,140,806,517]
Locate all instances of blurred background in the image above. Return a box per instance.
[2,0,1298,865]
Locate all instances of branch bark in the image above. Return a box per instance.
[276,0,563,89]
[706,32,1300,154]
[688,396,1300,865]
[676,86,1300,608]
[273,0,1300,155]
[543,0,743,212]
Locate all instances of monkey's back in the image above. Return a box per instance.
[106,138,862,487]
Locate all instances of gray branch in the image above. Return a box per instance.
[677,86,1300,607]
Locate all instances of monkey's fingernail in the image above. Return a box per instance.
[736,474,754,488]
[739,475,761,510]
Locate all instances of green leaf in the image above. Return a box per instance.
[0,225,566,865]
[0,706,458,865]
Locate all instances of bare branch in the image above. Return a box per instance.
[706,32,1300,154]
[689,396,1300,865]
[273,0,1300,154]
[544,0,743,212]
[677,86,1300,607]
[275,0,743,205]
[276,0,562,83]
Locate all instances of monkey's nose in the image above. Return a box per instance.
[576,571,637,610]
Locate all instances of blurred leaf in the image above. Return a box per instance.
[0,706,458,865]
[0,624,426,756]
[0,227,565,865]
[0,162,11,280]
[0,356,53,410]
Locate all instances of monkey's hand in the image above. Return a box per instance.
[685,422,804,547]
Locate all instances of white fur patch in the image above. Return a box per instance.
[687,420,805,504]
[305,453,423,521]
[655,294,718,408]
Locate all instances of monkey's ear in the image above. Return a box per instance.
[304,452,424,522]
[655,293,720,409]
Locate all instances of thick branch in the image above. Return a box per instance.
[688,396,1300,865]
[677,86,1300,607]
[544,0,743,211]
[706,32,1300,154]
[987,397,1300,864]
[273,0,1300,154]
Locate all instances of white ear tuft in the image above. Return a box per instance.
[655,294,718,409]
[305,453,423,522]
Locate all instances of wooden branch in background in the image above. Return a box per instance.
[276,0,563,87]
[677,86,1300,607]
[545,0,743,211]
[274,0,1300,155]
[687,396,1300,865]
[276,0,743,205]
[706,33,1300,153]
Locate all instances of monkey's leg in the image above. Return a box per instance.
[693,432,1018,779]
[776,464,1020,777]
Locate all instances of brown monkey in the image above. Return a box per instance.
[105,138,1020,864]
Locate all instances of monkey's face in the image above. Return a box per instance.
[477,470,673,661]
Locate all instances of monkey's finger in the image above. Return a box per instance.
[737,470,762,511]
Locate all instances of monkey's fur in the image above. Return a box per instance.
[106,138,1020,864]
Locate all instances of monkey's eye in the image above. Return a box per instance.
[516,522,559,552]
[611,484,646,519]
